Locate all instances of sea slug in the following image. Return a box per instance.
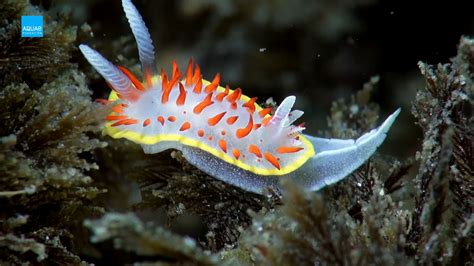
[79,0,400,194]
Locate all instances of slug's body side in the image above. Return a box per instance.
[80,0,400,194]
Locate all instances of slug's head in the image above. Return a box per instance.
[79,0,157,103]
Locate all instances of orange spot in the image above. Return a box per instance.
[248,145,262,158]
[204,73,220,93]
[171,60,181,81]
[168,116,176,122]
[232,149,241,160]
[208,136,213,141]
[226,116,239,125]
[276,146,304,154]
[106,115,128,121]
[193,78,202,93]
[111,119,139,127]
[261,116,272,126]
[185,59,193,86]
[157,116,165,125]
[192,64,201,84]
[259,107,272,117]
[197,129,205,137]
[118,66,144,90]
[111,105,125,114]
[218,139,227,153]
[162,72,180,104]
[230,102,237,110]
[242,97,257,113]
[161,69,168,90]
[193,93,214,114]
[253,123,261,130]
[179,121,191,131]
[215,85,230,101]
[144,67,153,88]
[264,152,280,170]
[176,83,187,106]
[143,118,151,127]
[226,88,242,103]
[236,115,253,138]
[208,111,227,126]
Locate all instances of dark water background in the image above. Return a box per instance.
[51,0,474,156]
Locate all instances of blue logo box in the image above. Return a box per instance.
[21,16,43,37]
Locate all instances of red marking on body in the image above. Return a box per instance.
[161,69,169,90]
[248,145,262,158]
[208,135,213,141]
[204,73,220,93]
[111,119,139,127]
[226,116,239,125]
[276,146,304,154]
[171,60,181,81]
[259,107,272,117]
[226,88,242,103]
[264,152,280,170]
[185,59,193,86]
[106,115,128,121]
[230,102,237,110]
[218,139,227,153]
[216,85,230,101]
[193,93,214,114]
[232,149,240,160]
[197,129,205,137]
[162,70,181,104]
[176,83,187,106]
[208,111,227,126]
[236,115,253,138]
[180,121,191,131]
[261,116,272,126]
[118,66,144,90]
[157,116,165,125]
[221,130,226,136]
[168,116,176,122]
[253,123,261,130]
[111,105,125,113]
[192,64,201,84]
[144,67,153,88]
[193,78,202,93]
[143,118,151,127]
[242,97,257,113]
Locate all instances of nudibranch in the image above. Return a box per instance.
[80,0,400,194]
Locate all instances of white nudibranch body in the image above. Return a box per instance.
[79,0,400,194]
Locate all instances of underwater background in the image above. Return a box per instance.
[1,0,473,264]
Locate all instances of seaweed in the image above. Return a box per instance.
[84,212,218,265]
[406,36,473,264]
[0,0,107,263]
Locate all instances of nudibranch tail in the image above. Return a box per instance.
[301,108,401,191]
[79,0,401,195]
[180,109,401,194]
